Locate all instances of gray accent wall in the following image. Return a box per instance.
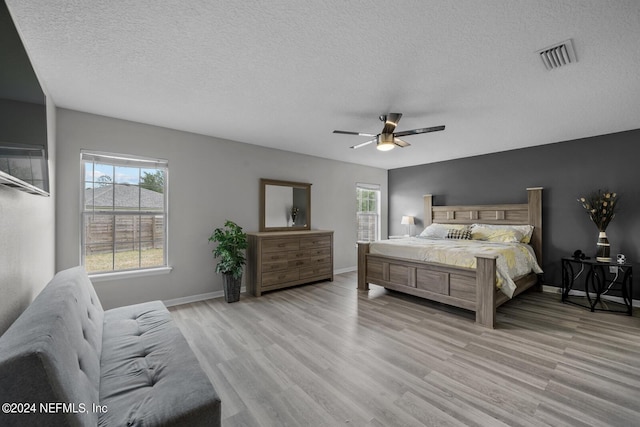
[388,129,640,298]
[56,109,387,309]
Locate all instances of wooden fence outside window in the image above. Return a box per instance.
[85,215,164,253]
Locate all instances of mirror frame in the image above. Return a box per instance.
[260,178,311,232]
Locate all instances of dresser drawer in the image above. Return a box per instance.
[262,269,299,286]
[262,238,300,253]
[262,261,288,272]
[299,236,331,249]
[300,265,332,279]
[310,255,331,265]
[288,256,330,269]
[304,247,331,258]
[262,252,289,263]
[286,250,307,260]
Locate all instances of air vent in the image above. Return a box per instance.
[537,39,576,70]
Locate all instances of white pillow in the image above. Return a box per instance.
[419,223,468,239]
[470,224,534,243]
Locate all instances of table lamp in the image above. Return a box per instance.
[401,215,414,236]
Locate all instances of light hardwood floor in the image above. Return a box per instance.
[169,272,640,427]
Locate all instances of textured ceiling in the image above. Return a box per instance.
[5,0,640,170]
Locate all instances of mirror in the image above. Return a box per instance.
[260,178,311,231]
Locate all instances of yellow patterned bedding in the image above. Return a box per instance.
[369,238,543,298]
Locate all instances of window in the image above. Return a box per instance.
[356,183,380,241]
[81,151,168,274]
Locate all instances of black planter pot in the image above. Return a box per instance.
[222,273,241,303]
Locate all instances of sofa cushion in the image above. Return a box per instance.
[99,301,221,426]
[0,266,105,427]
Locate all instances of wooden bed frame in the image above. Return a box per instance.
[357,187,543,328]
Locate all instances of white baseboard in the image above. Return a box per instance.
[163,286,247,307]
[542,285,562,294]
[164,268,358,307]
[335,266,357,275]
[542,284,638,307]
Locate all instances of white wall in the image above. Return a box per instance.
[0,99,56,335]
[56,108,387,309]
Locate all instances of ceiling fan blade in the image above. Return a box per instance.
[333,130,377,137]
[394,125,445,137]
[350,138,376,149]
[393,138,411,148]
[381,113,402,134]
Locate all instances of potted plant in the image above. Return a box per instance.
[208,220,248,302]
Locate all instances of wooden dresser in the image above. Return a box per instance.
[246,230,334,296]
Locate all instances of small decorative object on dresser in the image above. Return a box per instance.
[209,220,248,302]
[246,230,334,296]
[578,189,619,262]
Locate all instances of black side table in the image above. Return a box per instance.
[561,257,633,315]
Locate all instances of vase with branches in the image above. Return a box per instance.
[578,189,619,262]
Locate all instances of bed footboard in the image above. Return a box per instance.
[357,241,499,328]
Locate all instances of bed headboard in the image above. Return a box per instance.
[423,187,543,264]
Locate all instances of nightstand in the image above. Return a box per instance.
[561,257,633,315]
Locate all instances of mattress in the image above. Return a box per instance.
[368,237,543,298]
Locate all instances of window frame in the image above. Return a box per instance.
[356,182,381,242]
[80,150,170,278]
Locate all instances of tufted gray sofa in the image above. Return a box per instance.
[0,266,221,427]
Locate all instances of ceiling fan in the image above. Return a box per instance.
[333,113,445,151]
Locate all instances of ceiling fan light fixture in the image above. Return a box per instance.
[376,134,395,151]
[334,113,445,150]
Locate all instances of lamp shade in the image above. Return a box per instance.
[401,216,414,225]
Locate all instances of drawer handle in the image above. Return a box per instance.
[278,243,286,247]
[296,261,304,266]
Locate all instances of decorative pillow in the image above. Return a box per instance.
[446,227,472,240]
[419,223,467,239]
[470,224,534,243]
